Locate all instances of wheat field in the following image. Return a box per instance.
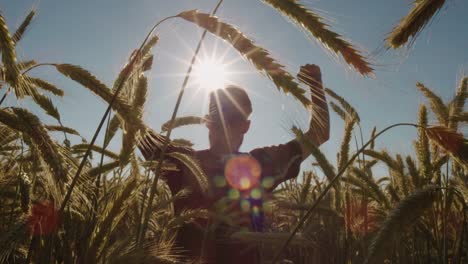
[0,1,467,263]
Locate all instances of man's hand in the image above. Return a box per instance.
[297,64,330,159]
[298,64,322,87]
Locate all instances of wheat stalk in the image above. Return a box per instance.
[425,126,468,169]
[365,186,439,263]
[0,219,28,263]
[178,10,310,107]
[406,156,421,189]
[104,115,122,147]
[87,173,140,262]
[0,14,20,94]
[56,64,132,115]
[262,0,373,76]
[166,152,209,193]
[329,101,347,121]
[120,75,148,165]
[86,161,121,178]
[338,118,356,171]
[325,88,360,122]
[363,149,398,170]
[386,0,446,49]
[272,123,419,263]
[351,167,390,209]
[72,144,119,160]
[29,89,61,122]
[0,108,67,183]
[171,138,194,147]
[161,116,204,132]
[448,77,467,129]
[45,125,80,136]
[19,172,31,213]
[394,154,410,196]
[417,82,449,125]
[293,126,336,181]
[415,104,433,183]
[132,75,148,116]
[16,60,36,71]
[27,77,64,96]
[12,9,35,44]
[56,64,146,133]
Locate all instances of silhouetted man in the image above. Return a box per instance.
[139,64,329,263]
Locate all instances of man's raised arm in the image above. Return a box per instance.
[249,64,330,190]
[297,64,330,160]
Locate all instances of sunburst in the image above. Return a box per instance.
[192,57,229,92]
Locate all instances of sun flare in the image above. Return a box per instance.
[192,58,229,91]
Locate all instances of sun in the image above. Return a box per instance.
[192,57,228,91]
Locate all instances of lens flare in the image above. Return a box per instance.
[251,188,262,199]
[225,155,261,191]
[228,188,240,200]
[27,200,60,236]
[240,199,251,212]
[214,175,227,188]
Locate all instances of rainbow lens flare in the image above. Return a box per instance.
[224,155,261,191]
[27,200,60,236]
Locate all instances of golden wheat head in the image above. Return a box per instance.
[263,0,373,76]
[386,0,446,49]
[365,186,438,264]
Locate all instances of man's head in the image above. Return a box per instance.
[205,85,252,154]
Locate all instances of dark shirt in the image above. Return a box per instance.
[139,130,302,263]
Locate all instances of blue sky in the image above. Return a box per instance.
[1,0,467,173]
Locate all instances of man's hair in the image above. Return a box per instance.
[205,85,252,124]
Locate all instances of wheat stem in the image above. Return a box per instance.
[272,122,419,263]
[59,16,176,213]
[0,87,10,106]
[21,63,58,75]
[95,112,112,209]
[137,0,224,247]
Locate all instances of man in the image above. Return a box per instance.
[139,64,329,263]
